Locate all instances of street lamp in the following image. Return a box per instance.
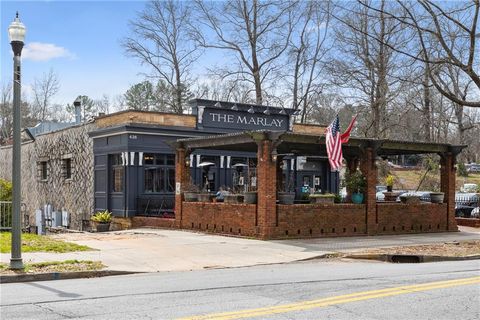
[8,12,26,270]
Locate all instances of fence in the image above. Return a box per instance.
[0,201,28,231]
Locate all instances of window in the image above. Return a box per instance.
[37,161,48,181]
[111,154,124,192]
[62,158,72,180]
[143,154,175,193]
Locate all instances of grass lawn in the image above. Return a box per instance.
[391,170,480,191]
[0,232,92,253]
[0,260,104,274]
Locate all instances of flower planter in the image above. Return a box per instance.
[309,195,335,204]
[184,192,198,202]
[383,191,401,202]
[197,193,214,202]
[244,192,257,204]
[430,192,445,203]
[278,192,295,204]
[94,222,110,232]
[224,194,244,203]
[400,195,420,204]
[351,193,364,204]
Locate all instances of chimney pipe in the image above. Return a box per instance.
[73,97,82,124]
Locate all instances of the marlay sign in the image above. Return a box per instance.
[198,107,290,131]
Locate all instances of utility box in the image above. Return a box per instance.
[35,209,44,235]
[52,211,62,227]
[62,210,69,228]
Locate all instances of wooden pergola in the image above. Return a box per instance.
[173,131,466,239]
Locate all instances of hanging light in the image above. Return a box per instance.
[231,103,238,111]
[248,106,255,114]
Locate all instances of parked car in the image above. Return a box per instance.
[461,183,478,193]
[471,207,480,218]
[455,193,480,218]
[466,164,480,173]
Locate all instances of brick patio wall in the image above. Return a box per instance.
[376,203,449,234]
[182,202,257,237]
[275,204,367,239]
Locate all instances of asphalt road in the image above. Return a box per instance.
[1,259,479,320]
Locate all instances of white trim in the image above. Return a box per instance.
[196,154,201,167]
[139,152,144,166]
[220,156,225,168]
[91,131,198,139]
[227,156,231,169]
[190,154,194,167]
[130,152,135,166]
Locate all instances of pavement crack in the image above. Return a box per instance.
[33,303,75,319]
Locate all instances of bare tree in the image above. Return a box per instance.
[31,69,60,122]
[193,0,297,105]
[288,1,331,123]
[358,0,480,108]
[0,82,12,142]
[329,0,412,138]
[122,0,198,114]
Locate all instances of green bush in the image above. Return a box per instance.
[344,170,366,193]
[457,163,468,177]
[0,179,12,201]
[91,210,112,223]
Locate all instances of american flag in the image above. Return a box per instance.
[325,115,343,172]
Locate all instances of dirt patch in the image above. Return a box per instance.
[50,230,164,242]
[357,240,480,257]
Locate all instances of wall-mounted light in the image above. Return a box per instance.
[214,101,222,108]
[231,104,238,111]
[248,106,255,114]
[185,156,190,167]
[271,149,278,162]
[278,107,286,115]
[263,107,271,115]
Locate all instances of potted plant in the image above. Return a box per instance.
[429,185,444,204]
[399,193,421,204]
[309,193,336,204]
[91,210,112,232]
[224,187,244,203]
[344,170,366,204]
[385,175,395,192]
[183,181,200,202]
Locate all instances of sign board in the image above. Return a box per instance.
[175,182,181,195]
[198,107,289,131]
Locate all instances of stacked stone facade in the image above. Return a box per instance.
[0,123,96,230]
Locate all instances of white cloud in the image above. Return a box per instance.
[22,42,75,61]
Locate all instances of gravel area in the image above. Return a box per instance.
[359,240,480,257]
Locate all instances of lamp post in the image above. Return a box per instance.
[8,12,26,270]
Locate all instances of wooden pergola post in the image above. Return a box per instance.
[174,147,190,228]
[257,139,278,239]
[360,147,378,235]
[440,152,458,231]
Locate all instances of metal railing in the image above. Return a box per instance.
[0,201,28,231]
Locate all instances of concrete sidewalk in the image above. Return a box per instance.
[1,227,479,273]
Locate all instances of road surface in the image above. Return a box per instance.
[1,259,479,319]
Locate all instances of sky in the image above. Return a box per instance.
[1,0,153,106]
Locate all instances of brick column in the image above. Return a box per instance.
[360,148,377,235]
[174,147,190,228]
[440,152,458,231]
[257,139,277,239]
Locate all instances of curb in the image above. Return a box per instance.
[0,270,138,284]
[345,253,480,263]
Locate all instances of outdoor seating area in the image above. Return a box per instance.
[173,131,465,239]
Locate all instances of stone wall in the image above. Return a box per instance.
[0,123,96,230]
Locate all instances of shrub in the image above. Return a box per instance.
[0,179,12,201]
[91,210,112,223]
[385,175,395,187]
[457,163,468,177]
[344,170,366,193]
